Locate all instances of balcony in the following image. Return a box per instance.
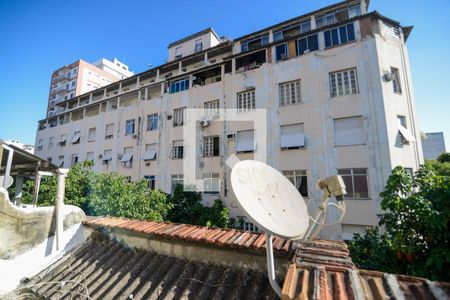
[52,86,68,95]
[52,74,70,84]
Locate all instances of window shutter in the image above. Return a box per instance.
[281,124,305,148]
[236,130,255,152]
[334,117,365,146]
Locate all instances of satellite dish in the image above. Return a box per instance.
[231,160,309,240]
[0,175,14,189]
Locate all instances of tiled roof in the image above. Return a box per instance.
[83,216,293,254]
[281,240,450,300]
[19,232,279,300]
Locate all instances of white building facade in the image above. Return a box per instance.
[35,0,423,240]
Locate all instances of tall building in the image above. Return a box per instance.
[35,0,423,239]
[47,58,133,117]
[421,132,446,160]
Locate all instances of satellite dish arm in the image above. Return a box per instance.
[265,233,282,297]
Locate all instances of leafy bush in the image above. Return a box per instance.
[349,165,450,281]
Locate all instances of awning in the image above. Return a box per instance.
[398,124,415,142]
[60,135,67,143]
[102,153,112,161]
[56,158,64,167]
[236,130,255,152]
[121,152,133,162]
[142,150,156,161]
[71,132,81,144]
[281,124,305,148]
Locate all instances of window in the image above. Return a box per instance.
[71,81,75,87]
[124,176,132,183]
[300,21,311,33]
[37,139,44,151]
[236,130,255,153]
[105,123,114,139]
[329,68,358,97]
[143,143,157,161]
[348,5,361,18]
[59,134,67,147]
[102,149,112,165]
[87,127,96,142]
[147,113,159,131]
[173,107,185,127]
[66,84,69,89]
[172,140,184,159]
[275,44,288,61]
[47,157,52,163]
[121,147,133,167]
[281,123,305,149]
[279,80,301,106]
[204,100,220,116]
[324,23,355,48]
[70,93,74,98]
[315,13,336,28]
[273,30,283,42]
[282,170,308,197]
[237,89,256,112]
[171,174,184,193]
[391,67,402,94]
[57,155,64,167]
[71,154,79,166]
[203,173,220,195]
[125,119,135,135]
[397,115,415,144]
[204,136,220,157]
[144,175,156,190]
[243,222,259,232]
[240,34,269,52]
[86,151,94,162]
[71,131,81,144]
[48,137,54,149]
[334,116,365,146]
[296,34,319,55]
[338,169,369,199]
[169,78,189,94]
[175,46,182,58]
[195,39,203,52]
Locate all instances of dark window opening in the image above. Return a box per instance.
[235,49,266,72]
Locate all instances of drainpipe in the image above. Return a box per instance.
[55,168,69,251]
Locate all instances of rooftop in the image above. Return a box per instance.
[11,217,450,299]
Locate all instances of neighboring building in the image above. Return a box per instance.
[46,58,133,117]
[421,132,446,160]
[35,0,423,240]
[2,139,35,154]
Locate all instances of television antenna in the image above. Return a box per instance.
[231,160,346,297]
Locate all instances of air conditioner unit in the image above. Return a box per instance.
[167,115,172,120]
[98,154,103,159]
[117,154,123,160]
[200,120,209,128]
[145,162,151,166]
[132,134,138,139]
[384,72,394,81]
[227,133,236,139]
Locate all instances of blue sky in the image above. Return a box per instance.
[0,0,449,150]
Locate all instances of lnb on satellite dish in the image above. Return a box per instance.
[231,160,309,240]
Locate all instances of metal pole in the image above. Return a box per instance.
[32,174,42,207]
[14,174,24,206]
[265,233,281,297]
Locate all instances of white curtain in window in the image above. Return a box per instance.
[236,130,255,152]
[280,124,305,148]
[334,117,364,146]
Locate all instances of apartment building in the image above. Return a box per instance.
[421,132,446,160]
[46,58,133,117]
[35,0,423,240]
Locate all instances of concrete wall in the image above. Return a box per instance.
[0,188,86,259]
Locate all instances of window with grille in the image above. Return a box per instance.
[329,68,358,97]
[48,137,54,149]
[171,174,184,193]
[337,168,369,199]
[87,127,96,142]
[204,100,219,116]
[243,222,260,232]
[237,90,256,112]
[391,67,402,94]
[37,139,44,151]
[279,80,301,106]
[105,124,114,139]
[172,140,184,159]
[125,119,135,135]
[169,78,189,93]
[203,136,220,157]
[282,170,308,197]
[203,173,220,195]
[173,107,185,127]
[147,113,159,131]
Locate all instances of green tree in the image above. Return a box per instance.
[348,165,450,281]
[425,152,450,176]
[88,172,172,221]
